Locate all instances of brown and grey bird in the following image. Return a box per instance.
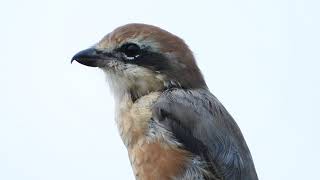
[71,23,258,180]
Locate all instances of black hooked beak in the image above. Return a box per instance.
[71,48,111,67]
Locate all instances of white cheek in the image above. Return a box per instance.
[101,63,166,99]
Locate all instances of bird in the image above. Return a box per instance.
[71,23,258,180]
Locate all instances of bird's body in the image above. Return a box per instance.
[116,91,209,180]
[72,23,258,180]
[116,92,195,179]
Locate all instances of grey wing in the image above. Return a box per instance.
[152,88,258,180]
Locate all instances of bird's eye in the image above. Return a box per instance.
[120,43,141,59]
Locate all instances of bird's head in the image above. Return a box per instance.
[72,23,207,100]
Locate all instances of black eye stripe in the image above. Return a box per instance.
[117,43,169,72]
[119,43,141,59]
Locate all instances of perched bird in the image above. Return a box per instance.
[71,23,258,180]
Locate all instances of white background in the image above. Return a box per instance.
[0,0,319,179]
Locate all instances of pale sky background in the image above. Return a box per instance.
[0,0,319,179]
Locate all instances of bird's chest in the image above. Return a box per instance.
[116,92,160,146]
[115,92,190,180]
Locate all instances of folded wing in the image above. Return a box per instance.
[152,88,258,180]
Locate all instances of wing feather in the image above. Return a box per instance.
[152,88,258,180]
